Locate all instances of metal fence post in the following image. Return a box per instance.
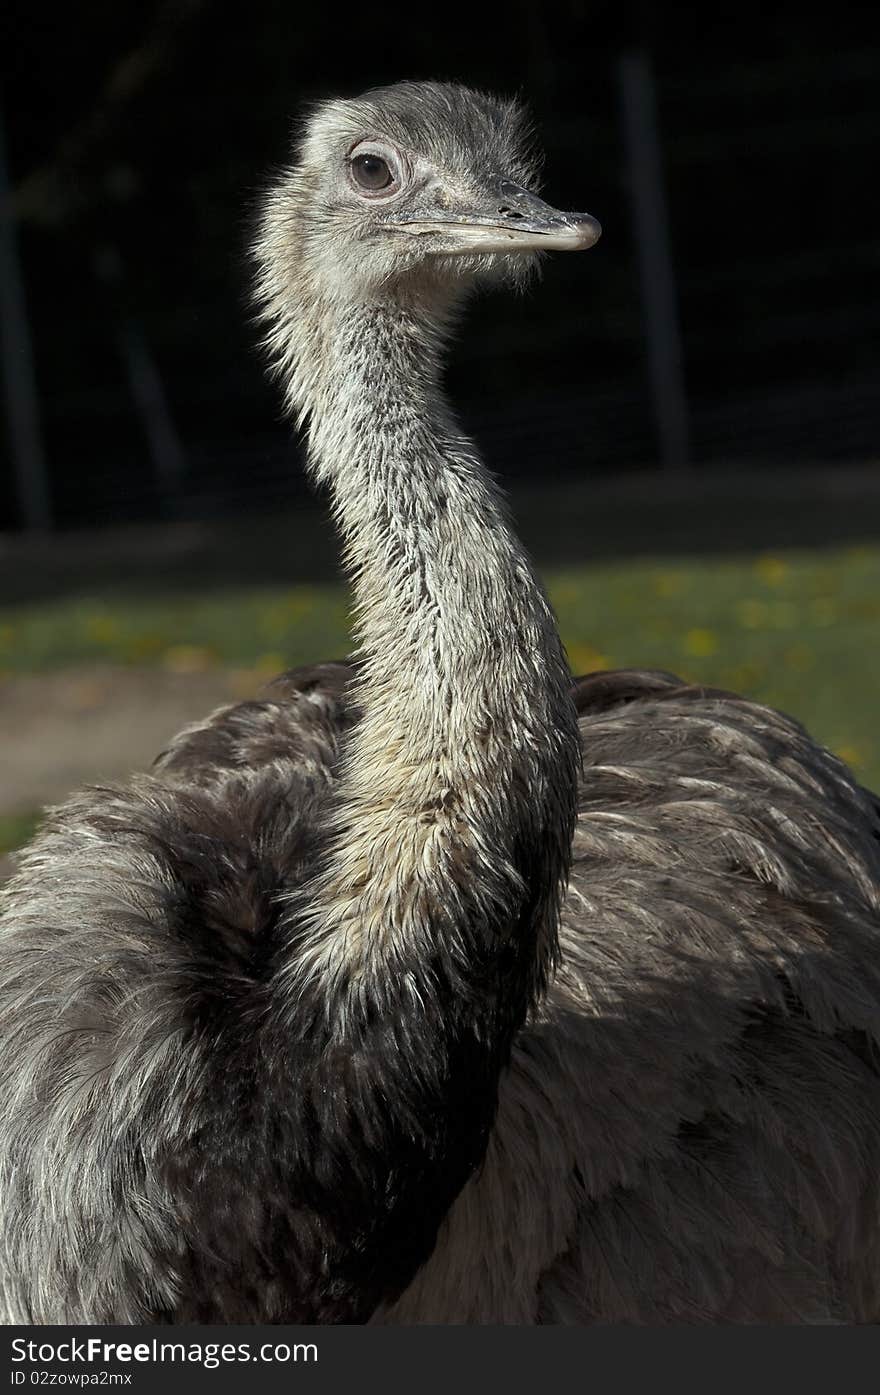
[618,48,691,472]
[0,97,51,531]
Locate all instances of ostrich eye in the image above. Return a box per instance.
[351,153,394,192]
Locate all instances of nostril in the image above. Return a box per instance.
[498,206,524,219]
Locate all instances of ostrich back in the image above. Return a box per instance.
[143,662,880,1321]
[2,664,879,1323]
[383,669,880,1323]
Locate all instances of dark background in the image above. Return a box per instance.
[1,1,879,534]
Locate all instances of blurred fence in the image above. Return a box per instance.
[1,42,879,533]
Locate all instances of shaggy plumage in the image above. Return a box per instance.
[1,81,879,1325]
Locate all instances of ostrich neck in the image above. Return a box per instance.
[295,294,578,1001]
[266,287,578,1320]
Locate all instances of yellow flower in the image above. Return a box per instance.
[85,615,120,644]
[123,634,164,661]
[835,744,862,772]
[566,642,611,674]
[683,628,718,657]
[654,572,684,598]
[254,651,287,677]
[754,555,788,586]
[162,644,216,673]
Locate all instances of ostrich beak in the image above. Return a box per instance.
[387,177,601,254]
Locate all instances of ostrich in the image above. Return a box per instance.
[2,81,880,1327]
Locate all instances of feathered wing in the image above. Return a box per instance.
[153,661,356,787]
[378,672,880,1324]
[0,661,356,1323]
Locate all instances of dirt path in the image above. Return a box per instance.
[0,665,265,874]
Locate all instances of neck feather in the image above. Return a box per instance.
[278,289,578,1020]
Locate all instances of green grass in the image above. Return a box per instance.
[0,812,42,856]
[1,541,878,795]
[0,584,352,675]
[553,545,880,790]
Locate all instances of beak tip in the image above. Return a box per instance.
[573,215,602,250]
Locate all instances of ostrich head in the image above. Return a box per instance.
[254,79,601,332]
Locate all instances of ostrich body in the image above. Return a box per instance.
[2,83,880,1325]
